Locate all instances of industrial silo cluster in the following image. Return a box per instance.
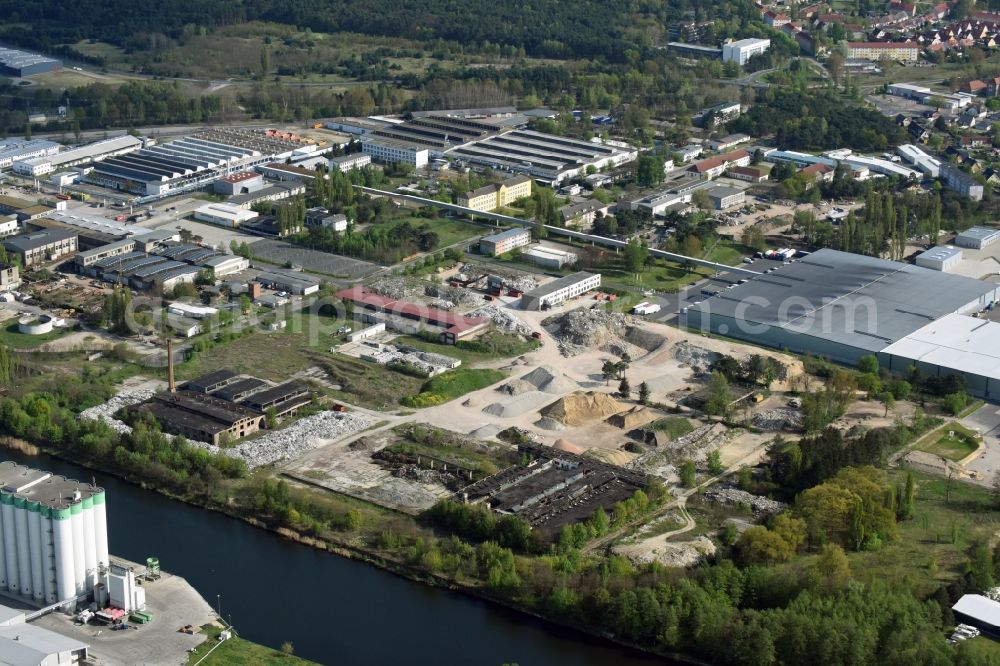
[0,462,108,605]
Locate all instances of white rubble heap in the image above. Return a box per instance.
[198,410,373,469]
[79,389,155,435]
[468,303,533,334]
[702,486,787,516]
[80,390,372,469]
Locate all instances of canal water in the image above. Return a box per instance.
[4,450,669,666]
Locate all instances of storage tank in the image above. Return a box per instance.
[52,506,75,602]
[0,492,18,593]
[13,497,30,597]
[70,500,86,595]
[26,500,44,602]
[40,506,56,604]
[93,490,108,568]
[82,495,96,588]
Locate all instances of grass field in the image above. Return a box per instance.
[601,262,712,293]
[917,422,981,462]
[187,624,317,665]
[401,368,506,407]
[844,470,1000,596]
[704,239,754,266]
[0,322,72,349]
[399,217,485,248]
[398,332,540,366]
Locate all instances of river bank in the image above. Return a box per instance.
[0,439,677,666]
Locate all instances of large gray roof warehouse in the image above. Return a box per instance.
[687,249,999,364]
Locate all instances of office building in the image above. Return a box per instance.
[458,175,532,212]
[722,38,771,65]
[2,229,78,268]
[707,186,745,210]
[847,42,920,62]
[361,138,429,167]
[480,228,531,256]
[194,203,259,228]
[520,272,601,310]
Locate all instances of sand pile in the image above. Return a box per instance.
[607,406,654,430]
[587,449,636,466]
[468,424,502,440]
[482,391,551,418]
[521,365,578,394]
[552,438,585,454]
[541,391,626,427]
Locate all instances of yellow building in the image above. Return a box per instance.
[458,175,532,212]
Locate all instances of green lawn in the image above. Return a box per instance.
[645,417,695,440]
[704,239,754,266]
[601,262,712,293]
[401,368,506,407]
[917,422,980,462]
[399,216,485,248]
[187,624,318,665]
[398,331,540,366]
[0,322,72,348]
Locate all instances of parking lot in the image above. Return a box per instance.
[249,240,381,279]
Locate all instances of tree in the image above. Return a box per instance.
[704,371,732,417]
[682,234,702,258]
[622,237,648,274]
[880,392,895,417]
[638,381,650,405]
[943,391,968,416]
[265,406,278,429]
[261,47,271,76]
[239,294,253,315]
[679,460,697,487]
[707,449,724,475]
[635,154,664,187]
[813,543,851,591]
[691,189,712,211]
[618,377,631,400]
[857,355,879,375]
[601,360,617,385]
[280,641,294,655]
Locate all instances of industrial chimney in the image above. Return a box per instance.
[167,338,176,393]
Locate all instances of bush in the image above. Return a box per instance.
[401,368,506,407]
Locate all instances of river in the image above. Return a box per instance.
[3,449,669,666]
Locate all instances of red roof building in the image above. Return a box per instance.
[336,286,490,343]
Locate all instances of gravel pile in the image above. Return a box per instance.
[425,284,484,308]
[674,342,721,371]
[79,389,156,435]
[200,411,373,469]
[752,409,803,432]
[468,303,532,334]
[542,309,629,357]
[703,486,787,516]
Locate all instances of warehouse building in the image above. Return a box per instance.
[242,382,311,418]
[953,595,1000,638]
[137,391,264,445]
[200,254,249,277]
[915,245,962,271]
[479,227,531,256]
[0,47,61,77]
[0,461,109,604]
[520,272,601,310]
[227,182,305,209]
[256,269,320,296]
[521,245,578,269]
[194,202,259,228]
[0,620,89,664]
[367,115,502,153]
[446,129,637,184]
[955,226,1000,249]
[458,175,532,212]
[13,135,142,177]
[0,215,19,237]
[336,286,490,344]
[896,144,941,178]
[2,229,78,268]
[707,185,745,210]
[0,263,19,291]
[687,249,1000,397]
[213,171,264,195]
[0,140,60,169]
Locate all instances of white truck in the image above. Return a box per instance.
[632,302,662,316]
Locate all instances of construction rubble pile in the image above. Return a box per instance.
[542,309,630,356]
[368,276,413,300]
[674,341,721,373]
[79,389,156,435]
[625,423,734,483]
[703,486,787,517]
[424,283,484,310]
[203,410,373,469]
[468,303,532,334]
[361,344,460,376]
[751,408,803,432]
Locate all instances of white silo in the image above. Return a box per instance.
[0,463,110,605]
[27,500,44,602]
[93,489,108,568]
[82,495,96,588]
[40,506,56,604]
[14,497,30,597]
[70,499,86,595]
[1,491,18,593]
[52,505,76,602]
